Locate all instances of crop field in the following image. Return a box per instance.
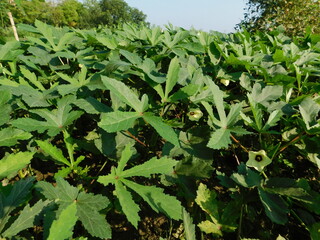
[0,21,319,239]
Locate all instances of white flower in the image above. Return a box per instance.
[187,108,203,121]
[246,150,271,172]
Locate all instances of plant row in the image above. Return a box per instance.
[0,21,319,239]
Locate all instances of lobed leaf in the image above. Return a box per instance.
[47,202,78,240]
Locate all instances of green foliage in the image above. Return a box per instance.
[36,178,111,239]
[195,183,239,236]
[182,208,196,240]
[0,21,319,239]
[47,202,78,240]
[3,0,147,30]
[240,0,320,36]
[0,178,49,238]
[98,144,182,228]
[0,152,34,180]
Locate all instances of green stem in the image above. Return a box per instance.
[237,204,244,240]
[261,171,268,180]
[290,209,308,230]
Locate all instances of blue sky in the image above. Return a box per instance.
[124,0,248,33]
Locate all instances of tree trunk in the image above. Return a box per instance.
[7,0,19,41]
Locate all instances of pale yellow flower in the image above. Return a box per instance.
[187,109,203,121]
[246,150,271,172]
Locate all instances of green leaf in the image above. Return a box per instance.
[12,96,83,136]
[97,166,117,186]
[0,90,12,126]
[20,66,45,91]
[309,222,320,240]
[198,220,222,236]
[96,35,118,50]
[34,20,56,50]
[250,83,283,106]
[123,179,182,220]
[115,180,140,228]
[263,178,314,203]
[36,140,70,166]
[182,208,196,240]
[77,192,110,212]
[55,167,72,179]
[0,90,12,106]
[117,144,134,174]
[101,76,144,112]
[195,183,219,223]
[164,57,180,100]
[0,177,35,233]
[120,49,142,65]
[0,152,34,180]
[299,97,320,130]
[3,200,50,238]
[98,111,141,132]
[36,178,79,204]
[0,41,24,61]
[168,84,199,102]
[143,113,180,146]
[36,178,111,239]
[231,164,262,188]
[0,105,11,126]
[205,78,227,126]
[47,202,78,240]
[74,97,111,114]
[121,156,177,178]
[262,110,283,131]
[258,188,289,225]
[175,157,214,178]
[11,118,57,136]
[77,205,112,239]
[226,103,242,126]
[54,32,76,52]
[207,128,231,150]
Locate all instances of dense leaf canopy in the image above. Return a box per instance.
[1,0,147,28]
[240,0,320,36]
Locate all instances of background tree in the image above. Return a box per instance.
[87,0,147,28]
[239,0,320,36]
[10,0,50,25]
[4,0,147,29]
